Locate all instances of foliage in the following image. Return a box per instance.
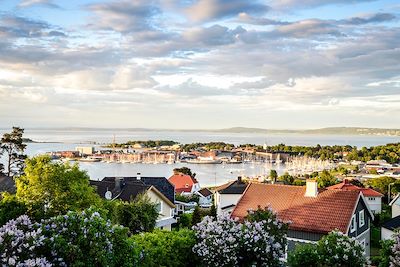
[317,231,366,267]
[113,194,159,234]
[182,142,234,152]
[193,207,288,267]
[316,170,338,188]
[107,140,178,148]
[0,127,27,177]
[376,239,394,267]
[269,169,278,181]
[0,208,136,267]
[15,155,101,218]
[131,229,197,267]
[0,193,27,226]
[177,213,192,229]
[175,193,199,203]
[278,172,294,185]
[389,230,400,266]
[191,205,202,226]
[288,231,367,267]
[287,244,319,267]
[366,176,399,195]
[209,204,217,218]
[173,167,196,178]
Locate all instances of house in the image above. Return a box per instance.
[196,188,213,207]
[0,175,16,196]
[390,194,400,218]
[168,173,200,195]
[327,179,383,214]
[90,176,176,230]
[214,177,248,215]
[231,180,374,256]
[381,215,400,240]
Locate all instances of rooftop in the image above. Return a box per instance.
[327,179,383,197]
[231,183,362,234]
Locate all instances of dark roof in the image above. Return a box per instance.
[382,215,400,231]
[102,176,175,203]
[90,179,150,202]
[0,176,16,194]
[218,180,248,194]
[198,188,212,197]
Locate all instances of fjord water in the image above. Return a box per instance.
[16,129,400,186]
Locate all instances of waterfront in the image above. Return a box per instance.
[18,129,400,186]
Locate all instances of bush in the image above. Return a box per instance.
[0,193,27,226]
[113,194,159,234]
[193,206,288,267]
[287,244,319,267]
[0,208,138,267]
[131,229,196,267]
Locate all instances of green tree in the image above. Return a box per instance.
[270,169,278,181]
[279,172,295,185]
[173,167,196,178]
[114,194,159,234]
[191,205,202,226]
[1,127,27,177]
[0,192,27,226]
[287,244,319,267]
[15,155,101,218]
[366,176,397,195]
[317,170,337,188]
[209,204,217,218]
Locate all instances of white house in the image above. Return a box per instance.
[196,188,213,207]
[214,177,248,215]
[381,215,400,240]
[390,194,400,218]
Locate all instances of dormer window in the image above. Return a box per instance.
[185,184,189,188]
[350,215,356,233]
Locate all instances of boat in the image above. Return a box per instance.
[186,157,222,164]
[79,157,101,162]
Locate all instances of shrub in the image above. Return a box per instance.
[287,244,319,267]
[0,208,138,267]
[0,193,27,226]
[131,229,196,267]
[317,231,366,267]
[193,207,288,267]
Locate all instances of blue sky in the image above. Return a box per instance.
[0,0,399,129]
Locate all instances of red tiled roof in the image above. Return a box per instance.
[327,179,383,197]
[168,173,198,193]
[231,183,360,234]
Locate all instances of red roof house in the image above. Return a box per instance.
[327,179,383,197]
[230,181,374,256]
[168,173,200,194]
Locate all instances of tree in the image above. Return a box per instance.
[209,204,217,218]
[114,194,159,234]
[287,244,319,267]
[15,155,101,218]
[366,176,397,195]
[317,170,337,188]
[191,205,202,226]
[0,193,27,226]
[1,127,27,177]
[173,167,196,178]
[270,169,278,182]
[279,172,295,185]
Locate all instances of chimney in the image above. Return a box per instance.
[115,177,124,192]
[305,179,318,197]
[238,176,242,183]
[137,172,141,180]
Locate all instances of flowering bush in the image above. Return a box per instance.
[317,231,366,267]
[288,230,367,267]
[0,208,137,267]
[192,206,288,267]
[390,231,400,267]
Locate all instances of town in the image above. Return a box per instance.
[1,127,400,266]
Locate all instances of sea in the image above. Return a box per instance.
[3,128,400,187]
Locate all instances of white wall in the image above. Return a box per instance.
[366,197,382,214]
[216,193,243,215]
[382,227,394,240]
[392,202,400,218]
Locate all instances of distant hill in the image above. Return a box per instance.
[217,127,400,136]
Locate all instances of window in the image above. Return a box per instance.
[170,208,174,217]
[368,197,376,201]
[156,201,162,213]
[350,215,356,233]
[359,210,365,227]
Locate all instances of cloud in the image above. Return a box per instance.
[185,0,269,22]
[18,0,60,9]
[269,0,376,10]
[0,14,66,39]
[344,13,397,25]
[87,0,161,33]
[183,25,245,46]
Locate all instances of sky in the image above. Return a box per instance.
[0,0,399,129]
